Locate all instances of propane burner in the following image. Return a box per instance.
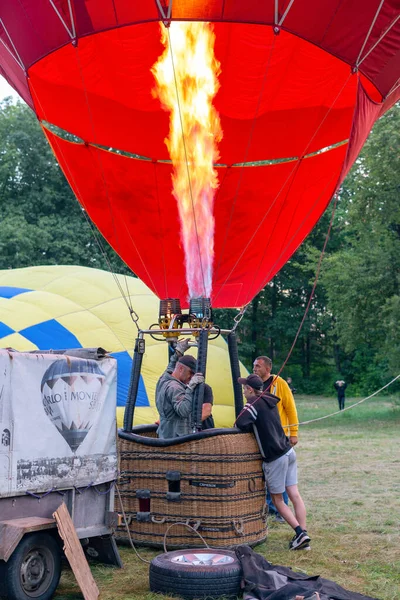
[158,298,183,339]
[189,297,213,330]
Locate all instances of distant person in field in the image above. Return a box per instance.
[287,376,296,393]
[334,379,347,411]
[253,356,299,523]
[235,374,310,551]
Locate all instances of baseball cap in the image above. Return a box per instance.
[238,374,263,390]
[178,355,197,372]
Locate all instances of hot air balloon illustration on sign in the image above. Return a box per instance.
[41,358,106,452]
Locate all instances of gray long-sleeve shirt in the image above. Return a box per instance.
[156,354,194,439]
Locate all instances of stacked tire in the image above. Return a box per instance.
[149,548,242,599]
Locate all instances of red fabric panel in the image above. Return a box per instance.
[212,145,348,306]
[352,2,400,96]
[29,24,356,164]
[2,0,400,101]
[0,0,70,67]
[0,58,33,109]
[1,1,398,310]
[339,81,382,186]
[44,128,189,302]
[43,128,346,308]
[340,80,400,187]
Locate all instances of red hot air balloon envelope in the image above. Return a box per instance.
[1,1,399,308]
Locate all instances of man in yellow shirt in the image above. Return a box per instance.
[253,356,299,523]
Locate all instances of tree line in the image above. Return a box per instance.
[1,98,399,396]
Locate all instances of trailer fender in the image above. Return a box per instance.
[0,517,56,562]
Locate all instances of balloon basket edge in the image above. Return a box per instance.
[116,427,268,549]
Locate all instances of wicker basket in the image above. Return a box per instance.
[116,426,268,548]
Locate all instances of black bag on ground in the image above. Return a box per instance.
[235,545,379,600]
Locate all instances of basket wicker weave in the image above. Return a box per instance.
[116,426,268,548]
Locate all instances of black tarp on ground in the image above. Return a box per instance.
[235,545,379,600]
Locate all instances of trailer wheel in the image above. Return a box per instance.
[0,532,61,600]
[149,548,242,599]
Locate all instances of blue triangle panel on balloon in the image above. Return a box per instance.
[19,319,82,351]
[0,322,15,338]
[0,286,32,299]
[111,351,149,408]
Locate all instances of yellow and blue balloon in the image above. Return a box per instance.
[0,266,247,428]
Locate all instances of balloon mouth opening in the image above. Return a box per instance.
[41,119,349,168]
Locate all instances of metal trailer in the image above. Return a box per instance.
[0,348,122,600]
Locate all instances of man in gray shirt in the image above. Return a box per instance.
[156,340,205,439]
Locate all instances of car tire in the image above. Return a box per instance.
[149,548,242,599]
[0,532,61,600]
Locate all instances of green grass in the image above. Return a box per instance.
[55,396,400,600]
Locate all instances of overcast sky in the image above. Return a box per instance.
[0,75,20,101]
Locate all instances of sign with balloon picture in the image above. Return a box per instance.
[0,349,117,497]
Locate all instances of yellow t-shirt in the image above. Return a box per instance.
[266,375,299,437]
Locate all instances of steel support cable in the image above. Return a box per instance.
[234,185,338,418]
[47,137,136,320]
[355,0,385,66]
[38,204,139,348]
[153,161,169,298]
[167,26,208,298]
[267,189,340,389]
[288,373,400,428]
[231,303,251,332]
[155,0,173,26]
[252,168,339,296]
[15,126,136,351]
[110,0,119,26]
[357,13,400,68]
[73,44,159,303]
[0,11,25,70]
[236,172,336,351]
[277,0,296,27]
[48,0,75,39]
[108,195,161,303]
[246,75,339,297]
[106,20,160,308]
[29,83,139,324]
[213,71,353,306]
[73,45,124,267]
[236,354,400,430]
[245,159,304,303]
[82,216,140,331]
[228,330,245,417]
[213,33,278,289]
[387,78,400,98]
[218,71,353,301]
[76,199,132,304]
[78,204,139,321]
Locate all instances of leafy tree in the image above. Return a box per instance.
[215,214,337,392]
[321,103,400,393]
[1,97,399,397]
[0,99,130,274]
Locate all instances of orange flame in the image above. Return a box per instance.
[152,22,222,299]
